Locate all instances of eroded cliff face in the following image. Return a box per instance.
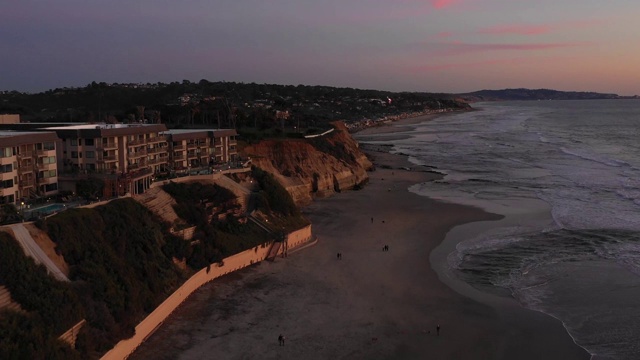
[242,122,373,206]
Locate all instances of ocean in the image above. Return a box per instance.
[369,100,640,360]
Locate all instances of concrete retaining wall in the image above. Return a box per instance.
[101,224,312,360]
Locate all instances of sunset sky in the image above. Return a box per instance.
[2,0,639,94]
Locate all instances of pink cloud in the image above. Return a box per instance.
[430,41,590,56]
[478,25,552,35]
[430,0,459,9]
[413,58,519,72]
[436,31,454,38]
[477,19,606,36]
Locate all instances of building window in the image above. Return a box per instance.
[71,151,78,159]
[0,164,12,173]
[85,151,95,158]
[1,179,13,188]
[44,183,58,192]
[42,156,56,164]
[39,170,56,178]
[70,139,78,146]
[1,147,12,158]
[85,139,95,146]
[38,142,55,151]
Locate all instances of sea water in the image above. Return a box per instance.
[363,100,640,359]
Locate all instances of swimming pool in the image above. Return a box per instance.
[25,203,67,217]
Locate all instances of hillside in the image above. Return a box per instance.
[0,80,469,130]
[241,121,373,206]
[0,170,308,359]
[458,88,626,101]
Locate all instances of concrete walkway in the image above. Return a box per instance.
[10,223,69,282]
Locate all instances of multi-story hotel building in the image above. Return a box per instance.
[0,123,239,202]
[44,124,169,196]
[0,131,60,204]
[162,129,238,172]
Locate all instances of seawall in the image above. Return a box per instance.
[100,224,312,360]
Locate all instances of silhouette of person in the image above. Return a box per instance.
[437,325,440,336]
[278,334,283,346]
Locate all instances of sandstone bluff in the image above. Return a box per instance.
[242,122,373,206]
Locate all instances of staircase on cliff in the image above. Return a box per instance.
[0,285,23,313]
[134,186,181,226]
[211,174,251,212]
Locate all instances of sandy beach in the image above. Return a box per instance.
[131,117,589,360]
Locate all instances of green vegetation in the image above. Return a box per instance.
[0,232,82,360]
[250,167,309,231]
[309,130,357,165]
[38,198,182,357]
[0,80,469,132]
[0,178,309,358]
[162,181,271,269]
[0,204,20,225]
[250,167,299,217]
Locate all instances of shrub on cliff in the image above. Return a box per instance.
[251,166,299,217]
[40,198,182,356]
[0,232,82,360]
[162,181,271,269]
[309,131,356,165]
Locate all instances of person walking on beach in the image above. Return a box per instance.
[436,325,440,336]
[371,217,374,223]
[278,334,284,346]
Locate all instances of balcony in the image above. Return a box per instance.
[128,149,147,159]
[172,144,185,151]
[172,155,185,161]
[17,152,33,159]
[97,155,118,163]
[128,138,146,146]
[36,149,55,156]
[147,157,168,165]
[147,137,166,144]
[20,179,35,188]
[99,142,118,150]
[38,177,57,185]
[147,147,167,154]
[36,162,56,170]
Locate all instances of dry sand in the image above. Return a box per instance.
[131,118,589,360]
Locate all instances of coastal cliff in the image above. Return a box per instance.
[242,122,373,206]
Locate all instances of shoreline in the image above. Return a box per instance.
[359,113,590,358]
[130,113,588,359]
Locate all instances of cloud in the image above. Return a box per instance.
[478,25,552,35]
[430,41,590,56]
[413,58,519,72]
[477,19,605,36]
[436,31,454,38]
[430,0,459,9]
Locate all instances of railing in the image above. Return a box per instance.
[172,155,185,161]
[19,179,35,187]
[17,152,33,158]
[99,142,118,150]
[36,149,55,156]
[37,177,56,184]
[172,145,185,151]
[128,150,147,158]
[97,155,118,163]
[147,158,167,165]
[127,138,145,146]
[147,137,166,144]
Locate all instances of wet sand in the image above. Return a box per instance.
[130,117,589,360]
